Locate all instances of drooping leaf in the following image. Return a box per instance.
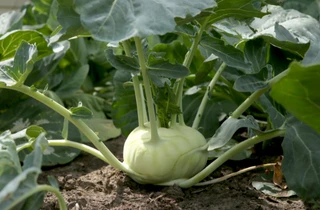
[111,70,138,136]
[73,0,216,43]
[0,42,37,87]
[0,10,25,35]
[0,134,48,210]
[208,116,260,151]
[183,93,237,138]
[249,5,320,65]
[244,38,268,74]
[270,62,320,134]
[0,30,52,61]
[282,118,320,200]
[200,34,251,72]
[106,49,140,73]
[209,0,267,23]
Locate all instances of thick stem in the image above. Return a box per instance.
[192,62,227,129]
[178,129,286,188]
[134,37,159,140]
[5,184,67,210]
[17,139,108,163]
[122,40,146,127]
[175,21,208,125]
[231,86,269,119]
[3,85,130,173]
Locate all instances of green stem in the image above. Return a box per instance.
[6,184,67,210]
[122,40,146,127]
[178,129,286,188]
[175,20,208,126]
[231,86,270,119]
[3,85,130,173]
[192,62,227,129]
[134,37,159,140]
[17,139,108,163]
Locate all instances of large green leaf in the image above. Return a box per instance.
[0,42,38,87]
[208,116,260,151]
[73,0,216,43]
[281,0,320,20]
[111,70,138,136]
[209,0,267,23]
[250,5,320,65]
[200,34,251,71]
[282,119,320,200]
[270,62,320,134]
[0,97,81,166]
[0,134,48,210]
[0,30,52,61]
[0,10,25,35]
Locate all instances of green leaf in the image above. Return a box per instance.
[82,119,121,141]
[0,42,38,87]
[0,134,47,210]
[106,49,140,73]
[111,70,138,136]
[200,34,251,71]
[183,93,237,138]
[148,61,189,79]
[282,119,320,200]
[0,30,52,61]
[25,125,46,140]
[73,0,216,43]
[209,0,267,23]
[208,116,260,151]
[70,105,93,119]
[244,38,267,74]
[0,10,25,35]
[250,5,320,65]
[270,62,320,134]
[281,0,320,20]
[252,181,296,198]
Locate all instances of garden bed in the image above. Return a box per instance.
[39,136,307,210]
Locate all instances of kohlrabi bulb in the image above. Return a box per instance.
[123,124,208,184]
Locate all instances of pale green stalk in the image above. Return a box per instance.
[3,85,130,173]
[17,139,108,163]
[178,129,286,188]
[134,37,159,140]
[192,62,227,129]
[5,184,67,210]
[231,69,289,119]
[122,40,146,127]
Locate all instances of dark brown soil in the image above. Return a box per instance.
[39,136,310,210]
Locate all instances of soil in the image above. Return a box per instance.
[39,136,313,210]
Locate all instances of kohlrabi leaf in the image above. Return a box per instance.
[0,134,47,210]
[55,64,89,97]
[183,93,237,138]
[209,0,267,23]
[200,34,251,72]
[0,97,81,166]
[0,42,37,87]
[250,5,320,65]
[233,65,272,92]
[112,70,138,136]
[70,105,93,119]
[0,10,25,35]
[258,94,286,129]
[0,30,52,61]
[0,130,21,190]
[73,0,216,43]
[81,118,121,141]
[208,116,260,151]
[148,61,189,79]
[270,62,320,134]
[282,118,320,200]
[106,49,140,73]
[281,0,320,20]
[244,38,268,74]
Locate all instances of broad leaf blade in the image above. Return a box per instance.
[106,49,140,73]
[149,62,189,79]
[0,30,52,61]
[282,119,320,200]
[270,62,320,134]
[74,0,216,43]
[208,116,260,151]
